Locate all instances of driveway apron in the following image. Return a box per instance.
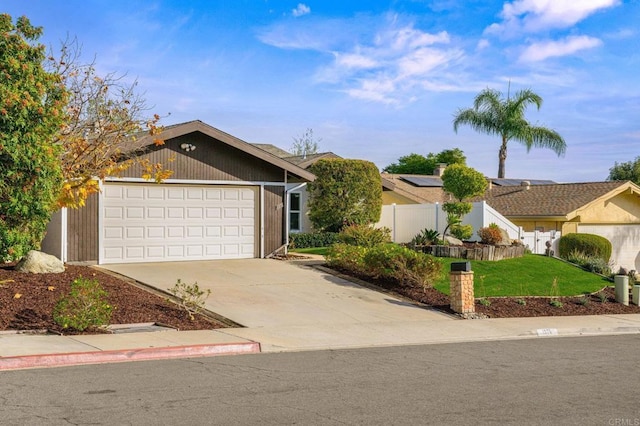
[99,259,451,329]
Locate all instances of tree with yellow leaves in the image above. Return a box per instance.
[51,37,173,208]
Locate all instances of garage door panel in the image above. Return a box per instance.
[102,184,257,263]
[104,207,123,219]
[167,208,184,219]
[125,207,144,219]
[147,207,164,219]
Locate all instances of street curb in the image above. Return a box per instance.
[0,341,261,371]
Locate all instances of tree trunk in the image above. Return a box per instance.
[498,138,508,178]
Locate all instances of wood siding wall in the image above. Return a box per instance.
[264,185,285,256]
[67,193,99,262]
[121,133,284,182]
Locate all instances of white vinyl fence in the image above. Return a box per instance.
[376,201,561,255]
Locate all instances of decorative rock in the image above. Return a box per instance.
[15,250,65,274]
[444,235,463,246]
[496,228,511,246]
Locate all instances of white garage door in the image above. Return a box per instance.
[578,224,640,272]
[101,183,257,264]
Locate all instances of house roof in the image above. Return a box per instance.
[476,181,640,218]
[251,143,293,158]
[135,120,316,181]
[380,173,449,203]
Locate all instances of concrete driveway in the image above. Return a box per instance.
[100,258,454,351]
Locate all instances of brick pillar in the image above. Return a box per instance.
[450,271,475,314]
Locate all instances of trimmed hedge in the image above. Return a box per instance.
[289,232,339,249]
[326,243,442,290]
[558,233,612,262]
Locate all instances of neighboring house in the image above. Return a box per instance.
[42,121,314,264]
[381,171,555,205]
[379,169,640,269]
[477,180,640,271]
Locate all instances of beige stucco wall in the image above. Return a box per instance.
[577,191,640,223]
[382,190,419,205]
[510,219,563,232]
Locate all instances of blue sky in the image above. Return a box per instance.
[3,0,639,182]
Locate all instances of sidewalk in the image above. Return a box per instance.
[3,256,640,371]
[3,313,640,371]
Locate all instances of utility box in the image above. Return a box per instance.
[450,261,471,272]
[633,285,640,306]
[614,275,629,306]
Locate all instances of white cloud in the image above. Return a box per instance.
[519,35,602,62]
[292,3,311,17]
[486,0,621,35]
[260,15,468,104]
[334,52,378,69]
[476,39,490,50]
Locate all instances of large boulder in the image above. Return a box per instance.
[15,250,65,274]
[444,235,464,246]
[496,228,512,246]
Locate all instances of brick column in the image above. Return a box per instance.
[450,271,475,314]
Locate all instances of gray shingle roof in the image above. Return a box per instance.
[476,181,629,217]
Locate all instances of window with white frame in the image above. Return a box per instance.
[289,192,301,232]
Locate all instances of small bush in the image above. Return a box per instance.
[559,233,612,263]
[363,244,442,289]
[167,279,211,321]
[549,299,563,308]
[53,277,113,331]
[477,226,503,245]
[450,224,473,241]
[325,243,368,272]
[338,223,391,248]
[565,249,612,275]
[289,232,339,249]
[410,229,440,247]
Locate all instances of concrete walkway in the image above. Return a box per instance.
[2,258,640,370]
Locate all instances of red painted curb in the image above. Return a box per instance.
[0,342,261,371]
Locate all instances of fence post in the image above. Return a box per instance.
[392,203,397,243]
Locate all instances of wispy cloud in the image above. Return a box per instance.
[259,14,466,104]
[486,0,621,35]
[519,35,602,62]
[292,3,311,17]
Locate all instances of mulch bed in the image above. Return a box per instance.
[325,265,640,318]
[0,263,227,335]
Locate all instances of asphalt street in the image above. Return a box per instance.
[2,335,639,425]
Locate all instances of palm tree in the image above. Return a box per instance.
[453,88,566,178]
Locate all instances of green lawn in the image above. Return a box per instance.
[290,247,329,256]
[434,254,611,297]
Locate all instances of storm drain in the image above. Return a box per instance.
[106,323,177,334]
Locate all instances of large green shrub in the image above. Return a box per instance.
[0,15,68,261]
[307,159,382,232]
[338,224,391,248]
[325,243,368,273]
[559,233,612,262]
[289,232,339,249]
[363,244,442,289]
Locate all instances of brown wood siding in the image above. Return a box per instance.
[264,185,285,256]
[120,133,284,182]
[67,193,99,262]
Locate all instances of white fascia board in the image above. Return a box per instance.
[103,177,286,186]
